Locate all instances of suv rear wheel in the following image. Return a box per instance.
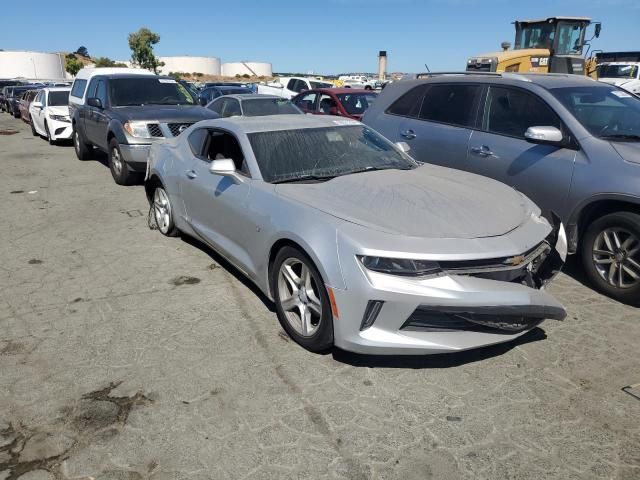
[73,127,92,160]
[108,138,136,186]
[581,212,640,306]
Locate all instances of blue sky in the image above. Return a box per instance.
[1,0,638,74]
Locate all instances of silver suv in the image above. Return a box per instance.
[363,73,640,305]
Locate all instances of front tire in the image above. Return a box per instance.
[30,120,38,136]
[108,138,136,186]
[581,211,640,306]
[152,186,178,237]
[73,127,92,160]
[270,247,334,352]
[45,122,55,145]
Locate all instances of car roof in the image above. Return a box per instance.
[197,113,359,134]
[41,87,71,92]
[401,72,599,91]
[74,67,155,80]
[223,94,286,100]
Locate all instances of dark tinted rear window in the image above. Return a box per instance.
[71,79,87,98]
[386,85,427,117]
[418,84,482,127]
[241,98,301,116]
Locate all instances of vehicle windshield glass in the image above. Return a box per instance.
[248,125,418,183]
[219,88,252,95]
[110,78,195,106]
[598,64,639,79]
[550,85,640,139]
[241,98,301,116]
[515,22,555,50]
[555,22,584,55]
[48,91,69,106]
[336,93,377,115]
[310,81,333,89]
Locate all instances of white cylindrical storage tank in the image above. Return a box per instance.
[0,51,67,80]
[222,62,273,77]
[157,56,221,76]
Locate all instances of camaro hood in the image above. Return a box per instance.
[276,164,534,239]
[611,141,640,165]
[112,105,217,122]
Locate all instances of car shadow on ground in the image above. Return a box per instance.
[331,327,547,369]
[179,234,276,312]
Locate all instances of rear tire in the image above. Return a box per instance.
[108,138,136,186]
[270,246,334,352]
[73,127,93,160]
[581,211,640,306]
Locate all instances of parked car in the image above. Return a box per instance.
[257,77,334,99]
[197,85,252,106]
[292,88,377,120]
[206,94,302,117]
[0,80,23,112]
[145,114,567,354]
[69,68,218,185]
[597,62,640,95]
[5,85,41,117]
[29,87,72,144]
[19,89,39,124]
[363,72,640,305]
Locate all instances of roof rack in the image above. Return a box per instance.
[415,71,502,79]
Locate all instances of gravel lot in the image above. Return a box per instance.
[1,115,639,480]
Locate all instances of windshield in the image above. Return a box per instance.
[551,85,640,139]
[242,98,302,117]
[515,23,555,50]
[248,125,418,183]
[48,91,69,106]
[110,78,195,106]
[310,81,333,89]
[336,93,377,115]
[598,64,639,79]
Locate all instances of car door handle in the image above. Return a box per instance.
[185,170,197,179]
[470,145,497,158]
[401,129,416,140]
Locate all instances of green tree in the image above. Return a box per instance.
[93,57,116,68]
[128,27,165,73]
[65,53,82,76]
[167,71,182,80]
[76,46,89,57]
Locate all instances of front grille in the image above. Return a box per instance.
[401,304,565,334]
[147,123,163,137]
[167,123,193,137]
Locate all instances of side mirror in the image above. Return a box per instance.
[87,97,103,109]
[31,101,42,108]
[524,126,563,146]
[395,141,411,153]
[209,158,242,183]
[595,23,601,38]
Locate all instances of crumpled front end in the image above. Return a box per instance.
[331,219,568,355]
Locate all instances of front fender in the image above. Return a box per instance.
[107,120,129,145]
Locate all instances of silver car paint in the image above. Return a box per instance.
[147,115,566,354]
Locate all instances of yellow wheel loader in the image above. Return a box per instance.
[466,17,601,75]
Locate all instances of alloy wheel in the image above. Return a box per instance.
[592,227,640,289]
[74,131,80,152]
[111,147,123,176]
[277,258,323,337]
[153,188,172,234]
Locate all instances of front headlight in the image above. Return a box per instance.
[50,114,70,123]
[123,121,152,139]
[358,255,442,277]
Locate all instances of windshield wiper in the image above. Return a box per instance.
[600,134,640,141]
[272,174,337,184]
[337,165,412,177]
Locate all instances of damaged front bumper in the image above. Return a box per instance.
[332,222,568,355]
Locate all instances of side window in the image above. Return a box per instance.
[318,94,337,114]
[418,84,482,128]
[86,78,99,101]
[188,128,209,156]
[206,130,249,176]
[386,85,428,117]
[484,86,561,138]
[70,79,87,98]
[286,79,297,91]
[295,92,317,112]
[95,80,107,106]
[222,99,241,118]
[209,98,224,115]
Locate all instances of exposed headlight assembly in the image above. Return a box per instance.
[50,114,70,123]
[123,121,152,139]
[358,256,442,277]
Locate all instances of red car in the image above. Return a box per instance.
[19,89,39,124]
[291,88,377,121]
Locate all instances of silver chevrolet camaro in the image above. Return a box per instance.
[145,114,568,354]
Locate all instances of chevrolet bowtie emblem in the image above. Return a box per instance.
[505,255,526,266]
